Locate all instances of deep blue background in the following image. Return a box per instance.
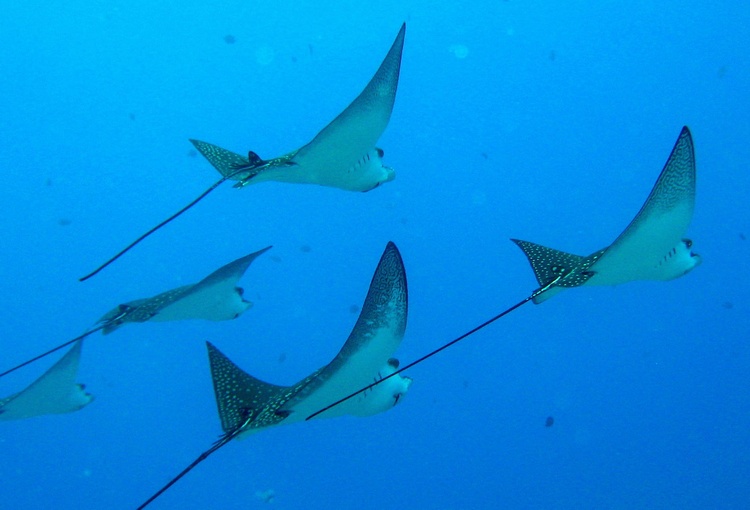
[1,1,748,508]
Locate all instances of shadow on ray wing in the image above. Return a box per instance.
[79,23,406,282]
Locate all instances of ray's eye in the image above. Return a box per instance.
[236,287,245,296]
[683,239,693,249]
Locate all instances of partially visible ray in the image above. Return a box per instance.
[136,241,411,508]
[513,126,701,303]
[0,341,93,420]
[80,24,406,281]
[1,247,270,378]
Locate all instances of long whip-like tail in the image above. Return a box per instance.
[78,175,232,282]
[0,307,133,378]
[135,413,253,509]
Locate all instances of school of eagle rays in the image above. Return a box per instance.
[0,23,701,508]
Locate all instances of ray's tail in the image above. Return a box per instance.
[0,328,101,378]
[135,411,252,509]
[78,175,232,282]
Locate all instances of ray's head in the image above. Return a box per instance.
[348,358,412,417]
[658,238,702,280]
[229,286,253,319]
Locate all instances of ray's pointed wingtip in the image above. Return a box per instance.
[679,125,693,143]
[392,22,406,50]
[383,241,404,264]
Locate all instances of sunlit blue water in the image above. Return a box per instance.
[1,1,748,508]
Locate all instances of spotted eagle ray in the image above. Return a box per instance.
[80,23,406,281]
[137,241,411,509]
[308,126,702,420]
[512,126,700,303]
[0,341,93,420]
[1,247,270,378]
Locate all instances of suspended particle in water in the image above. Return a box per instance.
[449,44,469,59]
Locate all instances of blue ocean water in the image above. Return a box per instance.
[1,1,748,508]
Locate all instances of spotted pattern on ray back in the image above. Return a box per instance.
[337,241,407,358]
[98,286,193,333]
[511,239,603,288]
[190,139,297,188]
[190,140,255,180]
[616,127,695,237]
[207,342,320,433]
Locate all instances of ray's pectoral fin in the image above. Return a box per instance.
[208,341,295,434]
[511,239,602,303]
[190,140,265,182]
[190,139,298,189]
[0,341,93,421]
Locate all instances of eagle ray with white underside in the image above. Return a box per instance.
[136,242,411,509]
[0,341,93,420]
[80,24,406,281]
[1,247,270,378]
[513,126,701,303]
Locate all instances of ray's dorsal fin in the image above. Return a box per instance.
[0,341,93,420]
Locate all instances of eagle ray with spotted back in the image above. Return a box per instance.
[210,241,410,437]
[192,23,405,192]
[80,24,406,281]
[135,242,411,509]
[2,247,270,378]
[513,126,701,303]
